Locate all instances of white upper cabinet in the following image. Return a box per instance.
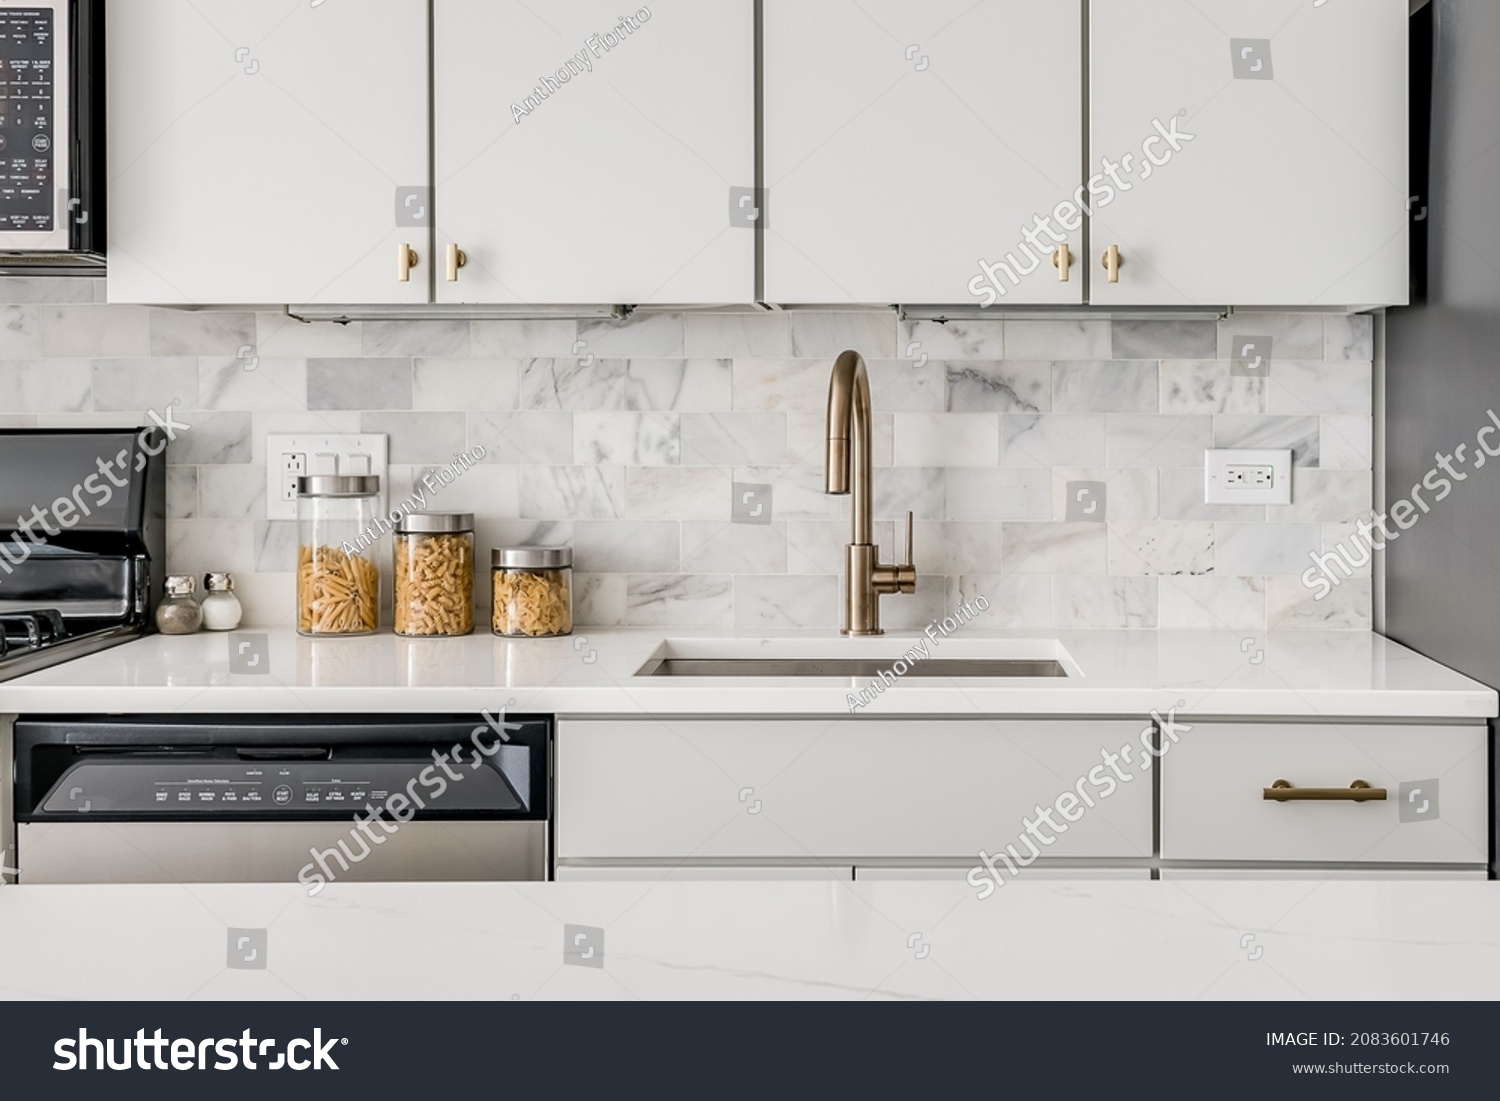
[433,0,754,305]
[107,0,431,305]
[1088,0,1409,308]
[763,1,1084,306]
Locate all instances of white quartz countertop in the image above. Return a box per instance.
[0,627,1492,719]
[1,878,1497,1000]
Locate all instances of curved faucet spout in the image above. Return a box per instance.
[825,349,873,547]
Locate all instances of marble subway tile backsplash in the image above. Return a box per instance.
[0,279,1375,632]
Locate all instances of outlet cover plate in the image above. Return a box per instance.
[265,433,388,520]
[1204,448,1292,505]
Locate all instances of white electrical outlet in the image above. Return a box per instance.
[1205,448,1292,505]
[265,433,388,520]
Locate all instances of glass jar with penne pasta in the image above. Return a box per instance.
[296,475,382,637]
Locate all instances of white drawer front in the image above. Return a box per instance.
[558,719,1153,861]
[1161,723,1487,864]
[555,865,852,882]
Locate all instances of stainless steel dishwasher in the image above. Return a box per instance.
[11,714,551,885]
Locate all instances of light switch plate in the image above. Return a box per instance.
[265,433,388,520]
[1204,448,1292,505]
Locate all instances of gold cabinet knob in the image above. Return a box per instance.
[397,243,418,283]
[1052,244,1071,282]
[1101,244,1121,283]
[446,243,468,282]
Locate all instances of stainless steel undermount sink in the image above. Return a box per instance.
[634,639,1077,679]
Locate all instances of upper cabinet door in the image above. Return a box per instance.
[434,1,754,305]
[108,1,431,305]
[763,1,1083,307]
[1089,0,1408,308]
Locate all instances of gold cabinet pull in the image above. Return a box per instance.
[1052,244,1071,282]
[1101,244,1121,283]
[446,243,468,282]
[397,244,418,282]
[1262,779,1387,802]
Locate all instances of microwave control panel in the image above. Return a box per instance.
[0,7,56,232]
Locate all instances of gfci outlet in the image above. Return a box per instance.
[1204,448,1292,505]
[265,434,388,520]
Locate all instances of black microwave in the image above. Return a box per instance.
[0,0,102,272]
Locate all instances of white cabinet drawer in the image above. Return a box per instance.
[558,719,1153,861]
[854,866,1150,881]
[555,865,852,882]
[1161,723,1487,864]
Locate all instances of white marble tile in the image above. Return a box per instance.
[468,412,573,464]
[1108,521,1215,576]
[0,304,39,356]
[198,356,307,411]
[893,413,1000,466]
[1216,312,1325,360]
[248,412,361,462]
[680,413,789,466]
[875,573,952,631]
[521,357,628,410]
[470,319,579,358]
[414,358,520,411]
[196,464,266,519]
[910,521,1001,574]
[0,359,90,411]
[572,573,628,626]
[477,519,574,557]
[519,465,626,519]
[360,411,468,464]
[1054,577,1158,628]
[250,519,298,574]
[947,574,1053,628]
[626,574,733,627]
[1267,576,1372,629]
[786,520,862,575]
[1111,320,1215,359]
[625,359,732,412]
[577,313,684,357]
[256,311,363,358]
[1049,468,1158,521]
[899,318,1004,359]
[307,358,412,410]
[733,465,838,520]
[573,520,679,572]
[408,464,518,519]
[684,312,792,358]
[944,361,1050,413]
[0,276,96,303]
[1267,361,1372,416]
[733,574,838,628]
[1158,576,1266,630]
[1003,320,1110,360]
[683,520,787,573]
[626,467,731,519]
[873,466,944,516]
[1213,415,1320,467]
[867,358,945,412]
[1318,519,1374,579]
[1159,467,1265,521]
[1159,361,1264,414]
[165,466,197,520]
[167,411,253,465]
[789,311,896,358]
[1319,415,1373,470]
[1106,415,1213,468]
[1214,522,1322,575]
[1053,361,1157,413]
[573,411,679,466]
[91,357,198,411]
[40,305,149,357]
[1001,415,1105,467]
[149,309,255,356]
[1324,314,1374,360]
[731,359,828,412]
[1267,469,1371,522]
[945,468,1051,520]
[165,518,254,576]
[362,320,470,358]
[1002,522,1107,574]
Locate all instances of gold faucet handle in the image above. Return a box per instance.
[894,511,916,593]
[902,511,914,568]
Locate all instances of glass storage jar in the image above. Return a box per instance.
[296,474,382,636]
[491,546,573,637]
[394,512,475,637]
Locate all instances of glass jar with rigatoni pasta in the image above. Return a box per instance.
[491,546,573,637]
[296,475,382,637]
[394,512,474,637]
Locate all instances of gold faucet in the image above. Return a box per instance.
[824,350,916,636]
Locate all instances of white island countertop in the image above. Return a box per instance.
[0,627,1492,719]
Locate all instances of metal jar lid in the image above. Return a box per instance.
[203,572,235,592]
[492,546,572,569]
[296,474,380,498]
[398,511,475,534]
[164,574,197,596]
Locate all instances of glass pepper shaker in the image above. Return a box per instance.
[156,575,204,635]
